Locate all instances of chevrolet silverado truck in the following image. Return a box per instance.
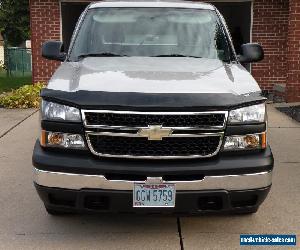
[33,1,274,215]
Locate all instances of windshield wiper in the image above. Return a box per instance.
[153,54,202,58]
[77,52,126,59]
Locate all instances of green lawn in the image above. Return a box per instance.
[0,71,32,93]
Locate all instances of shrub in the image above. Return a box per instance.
[0,60,7,71]
[0,83,45,108]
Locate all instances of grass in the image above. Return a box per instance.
[0,70,32,94]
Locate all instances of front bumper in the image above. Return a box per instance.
[33,141,274,213]
[35,183,271,214]
[34,168,272,213]
[34,168,272,191]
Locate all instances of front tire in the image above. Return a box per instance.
[45,207,74,216]
[234,206,259,215]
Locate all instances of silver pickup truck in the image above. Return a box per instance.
[33,0,273,215]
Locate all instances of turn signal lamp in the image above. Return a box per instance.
[40,130,86,149]
[223,132,266,151]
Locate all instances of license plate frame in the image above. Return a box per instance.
[133,183,176,208]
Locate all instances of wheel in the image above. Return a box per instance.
[234,207,258,215]
[45,207,74,216]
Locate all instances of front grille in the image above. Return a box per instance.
[84,112,226,128]
[87,134,221,158]
[83,110,227,159]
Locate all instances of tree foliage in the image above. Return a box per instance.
[0,0,30,46]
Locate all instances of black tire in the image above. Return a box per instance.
[45,207,74,216]
[234,207,259,215]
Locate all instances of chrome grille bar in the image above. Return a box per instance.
[82,110,227,159]
[81,110,228,130]
[86,131,224,138]
[85,135,224,159]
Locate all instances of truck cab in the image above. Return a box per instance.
[33,1,273,215]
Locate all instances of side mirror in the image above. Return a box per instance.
[42,41,66,61]
[238,43,264,63]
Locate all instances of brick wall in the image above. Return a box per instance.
[251,0,289,93]
[30,0,61,83]
[30,0,299,102]
[286,0,300,102]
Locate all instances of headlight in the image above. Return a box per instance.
[223,133,266,151]
[228,103,266,124]
[41,130,86,149]
[41,100,81,122]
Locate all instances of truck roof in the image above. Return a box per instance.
[89,1,215,10]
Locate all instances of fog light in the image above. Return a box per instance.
[223,133,266,151]
[41,130,86,149]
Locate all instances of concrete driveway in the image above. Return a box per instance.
[0,105,299,249]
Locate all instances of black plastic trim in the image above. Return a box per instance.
[41,89,266,111]
[41,120,84,134]
[33,141,274,176]
[41,121,266,137]
[225,123,266,135]
[34,183,271,214]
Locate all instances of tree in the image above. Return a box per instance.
[0,0,30,46]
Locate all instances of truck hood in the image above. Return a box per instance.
[43,57,264,110]
[48,57,260,95]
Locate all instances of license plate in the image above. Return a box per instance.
[133,183,176,207]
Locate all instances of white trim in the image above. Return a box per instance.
[250,0,254,72]
[0,46,4,63]
[208,0,252,2]
[59,0,63,41]
[90,1,215,10]
[250,0,254,43]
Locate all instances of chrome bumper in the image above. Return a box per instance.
[33,168,272,191]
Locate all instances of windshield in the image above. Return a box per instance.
[69,8,232,61]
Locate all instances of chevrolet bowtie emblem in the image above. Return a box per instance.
[138,125,173,140]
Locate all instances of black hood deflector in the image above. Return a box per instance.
[41,89,266,111]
